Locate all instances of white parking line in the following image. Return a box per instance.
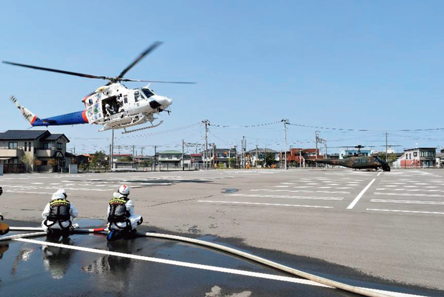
[198,200,333,209]
[226,194,343,201]
[367,208,444,215]
[377,172,382,176]
[15,238,329,288]
[347,179,376,210]
[375,192,444,198]
[15,237,425,297]
[251,189,350,194]
[371,199,444,205]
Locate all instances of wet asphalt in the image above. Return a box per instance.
[0,220,441,297]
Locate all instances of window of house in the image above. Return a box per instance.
[44,143,53,149]
[413,152,417,157]
[8,142,18,149]
[24,142,27,151]
[42,160,48,166]
[56,142,62,150]
[28,142,32,151]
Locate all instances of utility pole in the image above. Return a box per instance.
[154,145,157,172]
[110,129,114,170]
[182,139,185,171]
[256,145,258,167]
[213,143,216,169]
[385,132,388,162]
[315,131,319,161]
[203,120,209,170]
[282,119,289,170]
[242,136,246,169]
[228,147,231,169]
[234,145,238,169]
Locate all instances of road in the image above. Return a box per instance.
[0,168,443,296]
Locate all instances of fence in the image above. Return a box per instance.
[3,164,25,174]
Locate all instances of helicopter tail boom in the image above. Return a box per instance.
[10,96,88,127]
[10,96,40,125]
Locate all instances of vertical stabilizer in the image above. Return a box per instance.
[10,96,39,125]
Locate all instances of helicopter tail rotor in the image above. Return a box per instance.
[10,96,40,126]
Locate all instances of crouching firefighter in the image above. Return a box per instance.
[42,189,78,236]
[107,185,143,240]
[0,186,9,236]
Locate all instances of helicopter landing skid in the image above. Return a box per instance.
[121,120,164,134]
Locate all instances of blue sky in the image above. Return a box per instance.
[1,1,443,155]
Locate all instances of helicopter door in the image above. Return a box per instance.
[126,90,141,114]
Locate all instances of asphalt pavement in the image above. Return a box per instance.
[1,168,443,296]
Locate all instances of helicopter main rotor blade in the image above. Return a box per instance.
[117,41,163,79]
[2,61,114,80]
[119,78,196,84]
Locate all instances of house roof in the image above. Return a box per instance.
[404,147,436,152]
[45,134,70,143]
[247,148,277,153]
[158,150,182,154]
[0,130,49,140]
[0,130,70,143]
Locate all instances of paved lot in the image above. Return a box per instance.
[1,169,443,296]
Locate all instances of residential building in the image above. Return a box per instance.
[279,148,322,167]
[396,148,436,168]
[157,150,191,168]
[201,148,236,167]
[0,130,70,172]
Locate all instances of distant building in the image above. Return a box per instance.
[282,148,322,167]
[112,154,132,162]
[395,148,436,168]
[157,150,191,168]
[201,148,236,167]
[0,130,70,172]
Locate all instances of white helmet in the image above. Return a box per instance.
[52,191,65,200]
[57,188,67,198]
[118,184,130,196]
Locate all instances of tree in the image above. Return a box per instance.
[229,157,236,168]
[90,151,108,167]
[264,152,276,167]
[48,159,58,171]
[118,156,133,162]
[20,154,34,172]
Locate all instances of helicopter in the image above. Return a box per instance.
[3,42,195,133]
[315,145,391,171]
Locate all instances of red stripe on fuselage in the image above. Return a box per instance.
[30,116,37,125]
[82,110,89,123]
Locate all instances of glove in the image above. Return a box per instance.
[0,213,4,220]
[137,217,143,225]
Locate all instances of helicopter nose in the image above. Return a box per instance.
[157,97,172,108]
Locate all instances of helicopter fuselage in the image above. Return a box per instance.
[316,156,391,171]
[23,83,172,132]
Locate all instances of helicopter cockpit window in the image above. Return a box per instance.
[88,98,93,106]
[142,88,154,99]
[134,91,140,102]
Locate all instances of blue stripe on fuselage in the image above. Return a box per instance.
[32,110,88,126]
